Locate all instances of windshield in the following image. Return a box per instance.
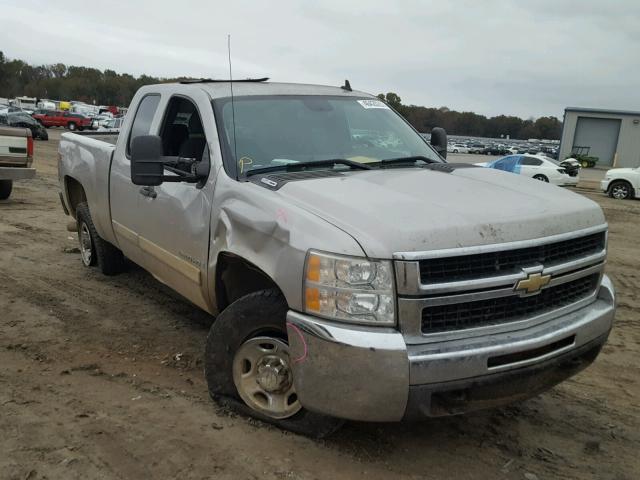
[213,95,441,177]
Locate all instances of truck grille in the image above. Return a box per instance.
[419,232,605,283]
[421,274,599,334]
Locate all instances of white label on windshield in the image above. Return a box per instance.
[357,99,389,109]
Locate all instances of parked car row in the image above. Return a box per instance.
[447,139,559,158]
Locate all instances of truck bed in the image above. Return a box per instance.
[74,131,119,146]
[58,131,117,243]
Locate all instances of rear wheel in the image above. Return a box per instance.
[205,289,344,438]
[75,202,125,275]
[0,180,13,200]
[68,122,77,131]
[609,181,632,200]
[533,174,549,182]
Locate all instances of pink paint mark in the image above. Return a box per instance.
[276,208,288,224]
[287,321,308,364]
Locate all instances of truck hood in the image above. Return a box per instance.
[277,166,606,259]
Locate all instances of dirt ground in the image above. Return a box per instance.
[1,130,638,480]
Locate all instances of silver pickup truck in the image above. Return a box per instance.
[0,126,36,200]
[58,80,615,437]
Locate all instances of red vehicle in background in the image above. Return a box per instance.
[99,105,119,116]
[32,110,92,131]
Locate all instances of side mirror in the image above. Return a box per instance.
[430,127,447,159]
[130,135,165,186]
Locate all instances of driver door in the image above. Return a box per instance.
[134,94,215,311]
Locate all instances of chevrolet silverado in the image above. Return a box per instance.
[58,80,616,437]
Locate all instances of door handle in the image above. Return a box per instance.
[139,186,157,199]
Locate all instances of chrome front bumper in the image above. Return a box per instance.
[286,275,615,422]
[0,166,36,180]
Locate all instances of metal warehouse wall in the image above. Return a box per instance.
[559,109,640,168]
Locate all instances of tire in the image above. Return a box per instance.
[205,289,344,438]
[453,149,458,153]
[0,180,12,200]
[580,160,589,168]
[75,202,125,275]
[533,174,549,182]
[608,181,632,200]
[68,122,77,131]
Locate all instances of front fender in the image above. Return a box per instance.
[208,175,365,313]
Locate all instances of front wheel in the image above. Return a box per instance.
[205,289,344,438]
[533,174,549,182]
[609,181,632,200]
[68,122,77,131]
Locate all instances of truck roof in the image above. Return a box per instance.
[138,81,374,100]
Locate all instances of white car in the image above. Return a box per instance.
[91,114,113,129]
[476,154,578,186]
[96,116,124,133]
[447,143,469,154]
[600,167,640,200]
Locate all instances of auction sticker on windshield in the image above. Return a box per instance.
[357,99,389,109]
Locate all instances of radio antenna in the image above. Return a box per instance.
[228,34,239,178]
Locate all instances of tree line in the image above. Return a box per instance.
[378,92,562,140]
[0,51,173,107]
[0,52,561,139]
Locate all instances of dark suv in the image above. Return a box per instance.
[0,113,48,140]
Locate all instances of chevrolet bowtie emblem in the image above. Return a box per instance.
[515,272,551,295]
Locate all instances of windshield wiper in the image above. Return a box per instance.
[245,158,372,177]
[377,156,440,167]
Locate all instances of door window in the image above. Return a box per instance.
[521,157,543,166]
[159,97,207,170]
[127,94,161,155]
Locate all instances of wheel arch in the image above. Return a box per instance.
[64,175,87,219]
[214,252,285,313]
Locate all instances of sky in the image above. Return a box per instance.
[1,0,639,118]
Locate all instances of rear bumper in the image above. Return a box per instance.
[561,176,579,186]
[600,179,610,192]
[0,166,36,180]
[286,275,615,422]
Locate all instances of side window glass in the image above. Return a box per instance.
[159,97,207,170]
[522,157,542,166]
[492,155,521,173]
[127,94,161,155]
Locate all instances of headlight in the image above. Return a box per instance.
[303,250,395,326]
